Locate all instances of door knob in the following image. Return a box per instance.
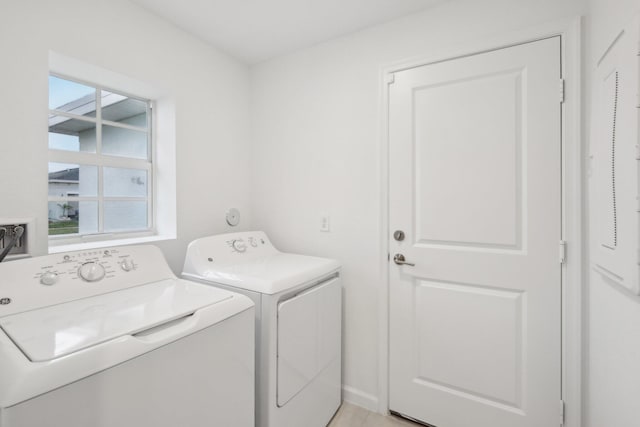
[393,254,415,266]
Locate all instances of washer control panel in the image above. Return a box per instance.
[0,245,175,317]
[35,248,137,286]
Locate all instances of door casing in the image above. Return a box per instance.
[377,17,583,427]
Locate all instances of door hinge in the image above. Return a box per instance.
[560,399,565,425]
[559,240,567,264]
[386,73,395,85]
[387,253,390,261]
[559,79,565,103]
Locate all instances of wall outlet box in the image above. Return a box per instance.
[320,213,330,232]
[0,218,34,260]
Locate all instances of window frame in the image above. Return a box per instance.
[47,72,155,244]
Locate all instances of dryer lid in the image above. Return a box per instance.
[0,279,232,362]
[184,253,340,295]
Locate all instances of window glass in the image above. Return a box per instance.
[48,163,98,197]
[49,75,96,115]
[48,201,98,235]
[104,167,147,197]
[101,91,148,124]
[47,74,152,240]
[102,125,148,159]
[48,117,97,153]
[104,201,148,232]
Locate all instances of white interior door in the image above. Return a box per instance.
[388,37,562,427]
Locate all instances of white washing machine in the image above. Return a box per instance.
[182,231,342,427]
[0,245,255,427]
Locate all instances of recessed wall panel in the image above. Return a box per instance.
[414,280,524,408]
[414,71,524,249]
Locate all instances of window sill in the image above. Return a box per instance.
[48,234,175,254]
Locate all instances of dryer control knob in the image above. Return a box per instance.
[120,259,134,272]
[232,239,247,253]
[40,271,59,286]
[78,262,106,282]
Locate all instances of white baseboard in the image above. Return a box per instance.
[342,385,379,413]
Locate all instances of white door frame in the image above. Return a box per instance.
[378,17,583,427]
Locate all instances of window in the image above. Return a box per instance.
[48,74,153,240]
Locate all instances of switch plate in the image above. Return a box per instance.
[320,213,330,232]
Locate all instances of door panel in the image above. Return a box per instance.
[415,69,524,249]
[414,281,524,409]
[389,37,561,427]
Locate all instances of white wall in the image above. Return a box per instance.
[0,0,252,272]
[250,0,586,409]
[586,0,640,426]
[4,0,640,423]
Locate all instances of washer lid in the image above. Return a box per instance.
[0,279,232,362]
[185,253,340,295]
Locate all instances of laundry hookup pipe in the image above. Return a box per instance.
[0,226,24,263]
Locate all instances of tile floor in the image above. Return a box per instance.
[328,402,422,427]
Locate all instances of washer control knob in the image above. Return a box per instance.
[78,262,106,282]
[232,239,247,253]
[120,259,134,272]
[40,271,59,286]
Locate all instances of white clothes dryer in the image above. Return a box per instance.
[182,231,342,427]
[0,245,255,427]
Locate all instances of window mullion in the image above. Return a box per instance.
[97,86,104,234]
[49,110,98,124]
[148,102,154,230]
[101,120,148,132]
[99,156,151,170]
[49,150,99,165]
[147,102,153,163]
[48,196,99,202]
[98,167,104,233]
[96,87,102,155]
[103,197,148,201]
[48,152,150,170]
